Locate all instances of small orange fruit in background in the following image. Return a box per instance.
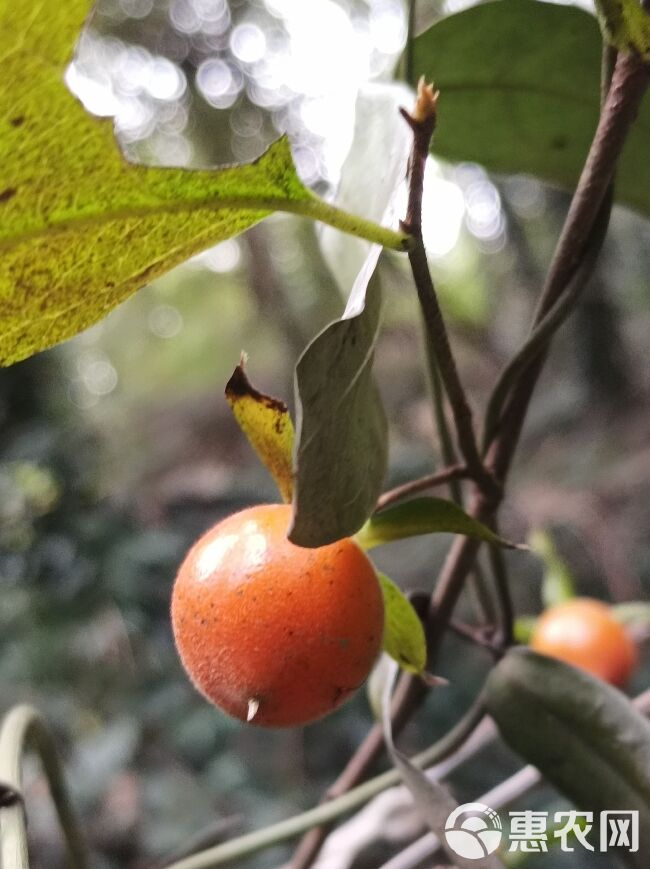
[171,503,384,727]
[530,597,637,686]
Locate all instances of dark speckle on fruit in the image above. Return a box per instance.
[171,503,383,727]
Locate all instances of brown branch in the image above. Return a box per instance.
[376,464,470,510]
[422,326,463,504]
[448,618,504,657]
[289,53,648,869]
[400,81,501,504]
[489,52,649,483]
[487,541,514,647]
[482,44,620,452]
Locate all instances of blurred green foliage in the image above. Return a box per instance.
[1,1,650,867]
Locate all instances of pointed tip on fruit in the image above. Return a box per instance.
[247,698,260,722]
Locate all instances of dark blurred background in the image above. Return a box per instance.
[1,1,649,867]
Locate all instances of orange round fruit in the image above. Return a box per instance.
[530,597,637,686]
[171,503,384,727]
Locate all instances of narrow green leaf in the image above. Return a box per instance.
[376,658,504,869]
[0,0,406,366]
[486,648,650,869]
[595,0,650,60]
[529,530,575,608]
[225,364,294,503]
[413,0,650,217]
[356,497,522,550]
[289,271,387,548]
[377,573,426,674]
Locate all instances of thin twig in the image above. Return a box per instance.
[381,766,542,869]
[311,716,496,869]
[481,189,612,451]
[379,688,650,869]
[376,464,470,510]
[447,619,504,657]
[422,325,463,504]
[168,696,489,869]
[487,542,514,647]
[482,41,619,452]
[289,51,648,869]
[419,271,501,622]
[400,82,500,504]
[380,765,542,869]
[404,0,417,84]
[489,52,649,482]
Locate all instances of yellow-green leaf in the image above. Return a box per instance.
[377,573,426,674]
[595,0,650,60]
[0,0,406,367]
[529,530,575,608]
[356,497,523,551]
[225,364,294,503]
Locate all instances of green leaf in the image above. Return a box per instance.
[0,0,407,367]
[225,363,294,504]
[356,496,523,550]
[595,0,650,60]
[413,0,650,217]
[529,530,575,608]
[289,269,388,548]
[512,615,537,644]
[377,573,426,674]
[376,657,503,869]
[486,648,650,869]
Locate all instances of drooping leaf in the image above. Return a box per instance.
[225,364,294,504]
[377,573,426,674]
[289,264,387,548]
[0,0,406,366]
[413,0,650,217]
[355,497,523,550]
[366,651,394,723]
[376,657,503,869]
[529,530,575,608]
[486,648,650,869]
[595,0,650,60]
[320,81,413,295]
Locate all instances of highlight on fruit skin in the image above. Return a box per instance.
[530,597,638,686]
[171,503,384,727]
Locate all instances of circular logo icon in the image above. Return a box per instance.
[445,802,502,860]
